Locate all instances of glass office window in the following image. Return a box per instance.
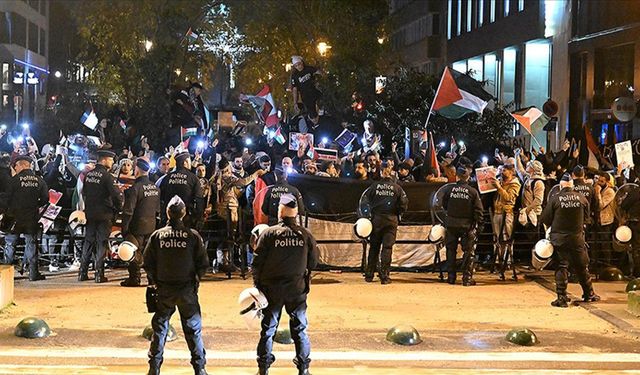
[28,21,37,53]
[468,56,483,80]
[518,0,525,11]
[453,60,467,74]
[11,13,27,47]
[478,0,484,27]
[467,0,472,32]
[39,28,45,55]
[504,0,510,16]
[524,40,551,109]
[484,53,497,97]
[447,0,452,39]
[490,0,496,22]
[502,47,517,104]
[457,0,462,35]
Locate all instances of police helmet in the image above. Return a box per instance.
[117,241,137,262]
[354,218,373,239]
[250,224,270,250]
[238,287,269,330]
[615,225,632,243]
[532,239,554,271]
[14,317,51,339]
[68,210,86,231]
[506,328,538,346]
[428,224,446,243]
[386,325,423,346]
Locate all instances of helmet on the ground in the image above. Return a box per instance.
[68,210,86,231]
[506,328,538,346]
[142,324,177,342]
[532,239,554,271]
[238,287,269,330]
[386,325,423,346]
[117,241,137,262]
[428,224,446,243]
[250,224,270,250]
[14,317,51,339]
[274,327,294,344]
[615,225,632,243]
[599,266,625,281]
[626,278,640,293]
[354,218,373,239]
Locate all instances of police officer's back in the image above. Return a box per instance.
[359,161,408,284]
[572,165,597,225]
[252,193,319,375]
[261,168,305,226]
[541,174,599,307]
[156,151,204,228]
[1,155,48,280]
[143,195,209,375]
[441,167,484,285]
[79,149,123,283]
[120,158,161,287]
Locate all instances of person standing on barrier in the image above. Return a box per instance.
[1,155,48,281]
[541,173,599,308]
[261,167,305,226]
[620,181,640,277]
[441,167,484,286]
[490,163,521,280]
[252,193,319,375]
[79,150,123,283]
[120,158,161,287]
[143,196,209,375]
[156,151,204,228]
[359,160,408,284]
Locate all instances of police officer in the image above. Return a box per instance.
[541,174,600,307]
[79,150,123,283]
[261,167,305,226]
[1,155,48,281]
[143,195,209,375]
[253,193,319,375]
[359,160,408,284]
[441,167,484,286]
[120,158,161,287]
[156,151,204,228]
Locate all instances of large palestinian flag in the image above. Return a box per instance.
[432,67,493,119]
[241,85,279,128]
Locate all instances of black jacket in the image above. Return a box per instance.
[143,221,209,285]
[3,169,48,233]
[621,186,640,222]
[82,164,123,221]
[252,217,319,297]
[542,187,589,246]
[573,178,597,224]
[0,166,11,213]
[441,181,484,229]
[261,182,305,225]
[359,177,408,217]
[156,166,204,220]
[121,175,161,235]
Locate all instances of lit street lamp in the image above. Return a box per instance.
[317,41,332,57]
[175,68,182,76]
[54,71,62,78]
[144,40,153,52]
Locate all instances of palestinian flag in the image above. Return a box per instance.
[432,67,493,119]
[185,27,199,42]
[583,123,600,170]
[428,132,440,178]
[241,85,279,128]
[511,107,550,134]
[273,126,286,145]
[181,127,197,141]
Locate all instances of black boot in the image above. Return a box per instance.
[95,267,108,283]
[257,368,269,375]
[147,367,160,375]
[194,367,208,375]
[78,266,89,281]
[120,276,141,287]
[447,272,456,285]
[380,266,391,285]
[298,368,311,375]
[551,294,569,308]
[462,278,476,286]
[28,265,45,281]
[583,291,601,303]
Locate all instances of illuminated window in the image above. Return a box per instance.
[502,47,517,104]
[518,0,524,11]
[524,40,551,109]
[467,0,472,31]
[447,0,452,39]
[490,0,496,22]
[468,56,483,80]
[478,0,484,27]
[484,54,498,96]
[504,0,510,16]
[457,0,462,35]
[453,60,467,74]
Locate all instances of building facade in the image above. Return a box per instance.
[0,0,49,126]
[389,0,446,75]
[568,0,640,143]
[445,0,571,150]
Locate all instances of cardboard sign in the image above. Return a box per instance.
[39,204,63,233]
[335,129,357,150]
[475,166,497,194]
[48,190,63,205]
[615,140,634,167]
[315,147,338,161]
[218,111,235,129]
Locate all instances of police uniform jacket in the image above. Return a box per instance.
[121,175,160,235]
[157,166,204,219]
[541,187,589,247]
[143,221,209,285]
[261,182,305,225]
[359,177,409,217]
[82,164,124,221]
[573,178,597,224]
[252,217,319,297]
[621,187,640,222]
[3,169,48,233]
[441,181,484,229]
[0,166,12,213]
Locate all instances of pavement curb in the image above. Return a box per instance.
[526,273,640,336]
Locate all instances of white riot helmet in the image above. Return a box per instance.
[613,225,633,253]
[532,239,554,271]
[68,210,86,231]
[428,224,446,243]
[250,224,270,250]
[238,287,269,330]
[354,218,373,239]
[117,241,138,262]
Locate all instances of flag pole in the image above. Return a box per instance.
[424,67,448,131]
